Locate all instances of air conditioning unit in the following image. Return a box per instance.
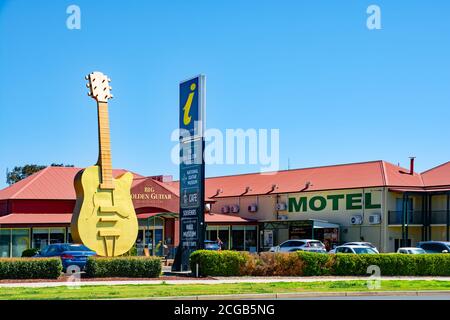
[276,202,287,211]
[350,215,363,225]
[369,214,381,225]
[278,215,288,220]
[221,205,230,214]
[231,205,240,213]
[248,204,258,212]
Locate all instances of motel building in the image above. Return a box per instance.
[0,159,449,257]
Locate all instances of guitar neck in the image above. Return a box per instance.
[97,101,114,189]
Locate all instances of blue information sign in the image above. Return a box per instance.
[173,75,206,272]
[179,75,205,140]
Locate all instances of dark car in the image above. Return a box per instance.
[417,241,450,254]
[35,243,96,271]
[204,240,220,251]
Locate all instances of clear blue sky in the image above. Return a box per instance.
[1,0,449,189]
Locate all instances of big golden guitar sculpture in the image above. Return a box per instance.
[71,71,138,257]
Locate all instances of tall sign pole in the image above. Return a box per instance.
[172,75,206,272]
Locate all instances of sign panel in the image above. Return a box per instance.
[173,75,206,272]
[179,75,205,140]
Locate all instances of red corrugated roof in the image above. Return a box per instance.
[1,160,449,201]
[166,160,432,198]
[421,162,450,187]
[0,167,144,200]
[0,213,72,224]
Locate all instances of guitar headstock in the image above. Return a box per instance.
[85,71,113,103]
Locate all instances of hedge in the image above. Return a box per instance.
[190,250,450,277]
[0,258,62,279]
[85,256,162,278]
[21,248,40,257]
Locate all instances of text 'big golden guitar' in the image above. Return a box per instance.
[71,71,138,257]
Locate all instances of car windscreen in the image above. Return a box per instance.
[353,247,377,254]
[205,243,218,249]
[64,244,91,251]
[308,241,323,247]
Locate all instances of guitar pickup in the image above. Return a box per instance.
[98,206,119,213]
[99,217,118,223]
[98,229,120,237]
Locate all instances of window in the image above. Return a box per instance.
[11,229,29,257]
[32,228,66,249]
[280,241,290,248]
[245,226,257,252]
[50,228,65,244]
[231,226,245,251]
[0,229,10,257]
[0,229,31,257]
[291,241,305,247]
[33,229,50,249]
[353,247,377,254]
[421,243,448,253]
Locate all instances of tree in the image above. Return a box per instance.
[6,163,74,185]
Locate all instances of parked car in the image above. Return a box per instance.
[204,240,221,251]
[269,239,327,253]
[417,241,450,254]
[341,242,379,253]
[35,243,96,271]
[331,244,378,254]
[397,247,426,254]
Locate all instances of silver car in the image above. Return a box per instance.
[269,239,327,253]
[397,247,426,254]
[332,245,378,254]
[340,242,379,253]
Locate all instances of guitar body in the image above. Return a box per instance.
[71,165,138,257]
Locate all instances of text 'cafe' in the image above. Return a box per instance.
[0,158,450,257]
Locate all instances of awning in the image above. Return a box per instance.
[137,212,178,219]
[205,212,256,224]
[389,188,450,193]
[312,220,340,229]
[0,213,72,225]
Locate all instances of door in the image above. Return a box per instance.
[396,198,413,224]
[145,229,153,254]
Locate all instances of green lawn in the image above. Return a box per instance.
[0,280,450,299]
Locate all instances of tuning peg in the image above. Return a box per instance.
[107,78,111,82]
[109,86,112,90]
[87,92,92,96]
[85,75,89,80]
[86,83,91,88]
[109,94,114,99]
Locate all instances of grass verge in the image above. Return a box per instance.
[0,280,450,300]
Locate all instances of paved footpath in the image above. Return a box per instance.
[0,276,450,288]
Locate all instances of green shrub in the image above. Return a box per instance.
[21,248,40,257]
[190,250,246,276]
[0,258,62,279]
[190,250,450,277]
[298,251,335,276]
[85,256,161,278]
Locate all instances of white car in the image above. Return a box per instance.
[331,244,378,254]
[397,247,426,254]
[340,242,379,253]
[269,239,327,253]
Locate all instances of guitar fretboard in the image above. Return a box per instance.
[97,101,114,189]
